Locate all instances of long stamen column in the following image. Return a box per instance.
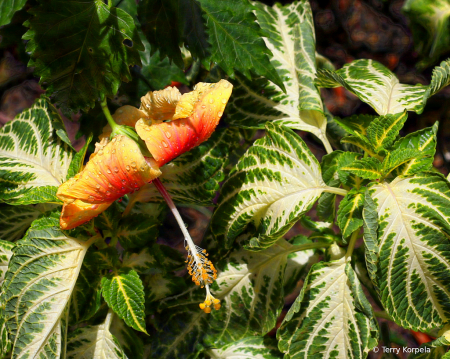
[152,177,220,313]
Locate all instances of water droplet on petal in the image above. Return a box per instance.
[107,169,112,174]
[162,141,168,148]
[223,82,230,88]
[98,150,103,155]
[112,149,116,154]
[140,166,145,171]
[218,112,223,117]
[131,161,137,168]
[126,165,130,171]
[209,98,214,104]
[165,131,171,138]
[201,105,206,109]
[106,191,111,197]
[96,184,100,189]
[113,167,119,173]
[221,99,227,104]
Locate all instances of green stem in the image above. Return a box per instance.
[100,98,118,132]
[345,230,359,259]
[374,311,393,321]
[290,241,332,254]
[323,186,348,197]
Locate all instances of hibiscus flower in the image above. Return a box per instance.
[57,79,232,313]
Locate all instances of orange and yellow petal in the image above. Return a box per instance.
[60,200,114,230]
[57,135,161,204]
[136,80,232,166]
[99,105,148,140]
[140,86,181,122]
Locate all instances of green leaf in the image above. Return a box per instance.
[67,133,92,179]
[0,98,74,204]
[362,189,380,289]
[116,212,161,250]
[0,0,26,26]
[337,188,365,240]
[211,123,335,250]
[335,152,365,188]
[138,35,188,92]
[340,135,380,158]
[366,111,408,153]
[197,0,285,91]
[67,312,127,359]
[389,123,438,177]
[123,244,184,274]
[139,0,184,68]
[382,147,423,177]
[316,59,428,115]
[110,316,144,359]
[2,216,93,358]
[127,128,239,207]
[0,240,14,287]
[24,0,143,114]
[101,269,147,333]
[339,157,382,181]
[403,0,450,68]
[365,174,450,331]
[278,258,378,358]
[209,1,328,142]
[204,239,304,347]
[318,153,342,222]
[334,114,375,138]
[206,336,283,359]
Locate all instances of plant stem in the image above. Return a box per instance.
[290,241,332,254]
[324,186,348,196]
[320,134,333,154]
[374,311,393,321]
[345,230,359,259]
[100,98,117,132]
[84,233,102,248]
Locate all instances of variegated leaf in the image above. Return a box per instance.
[2,216,95,358]
[101,269,147,333]
[424,58,450,103]
[211,123,344,250]
[126,128,238,207]
[145,272,186,306]
[0,98,73,205]
[0,314,11,359]
[208,1,330,148]
[149,292,208,359]
[110,316,143,359]
[204,239,320,347]
[123,244,184,274]
[403,0,450,68]
[278,258,378,358]
[364,174,450,331]
[0,203,57,241]
[316,59,428,115]
[66,311,127,359]
[206,336,282,359]
[336,152,367,188]
[0,241,14,287]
